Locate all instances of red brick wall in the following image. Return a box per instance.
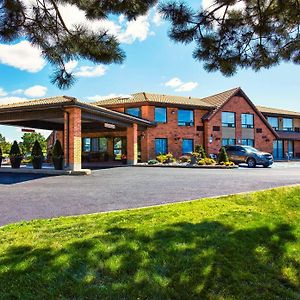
[141,105,207,159]
[206,95,276,154]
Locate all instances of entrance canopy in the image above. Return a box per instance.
[0,96,154,170]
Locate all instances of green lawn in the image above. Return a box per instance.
[1,187,300,300]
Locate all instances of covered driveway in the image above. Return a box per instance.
[0,96,154,170]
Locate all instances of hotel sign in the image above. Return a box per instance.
[104,123,116,129]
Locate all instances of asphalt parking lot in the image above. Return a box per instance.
[0,162,300,226]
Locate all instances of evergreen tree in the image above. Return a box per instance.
[160,0,300,75]
[0,0,157,89]
[218,147,229,163]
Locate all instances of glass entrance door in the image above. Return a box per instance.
[273,140,283,159]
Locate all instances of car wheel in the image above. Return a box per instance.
[247,157,256,168]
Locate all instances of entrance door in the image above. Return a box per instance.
[273,140,283,159]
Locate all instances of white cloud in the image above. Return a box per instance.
[0,88,7,97]
[0,41,46,73]
[58,4,152,45]
[65,60,78,73]
[24,85,47,97]
[165,77,198,92]
[175,82,198,92]
[165,77,183,88]
[87,93,132,102]
[74,65,107,77]
[0,96,28,105]
[118,15,151,44]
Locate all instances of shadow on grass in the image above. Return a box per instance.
[0,221,299,299]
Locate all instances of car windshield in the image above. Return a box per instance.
[243,146,259,153]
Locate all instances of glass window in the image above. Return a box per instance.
[155,107,167,123]
[182,139,193,154]
[113,138,123,160]
[222,138,236,146]
[178,110,194,126]
[99,138,107,152]
[241,114,254,128]
[222,112,235,127]
[125,107,141,117]
[91,138,99,152]
[283,118,293,131]
[267,117,279,130]
[155,138,168,155]
[242,139,254,147]
[82,138,91,152]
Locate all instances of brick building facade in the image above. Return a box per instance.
[41,87,300,167]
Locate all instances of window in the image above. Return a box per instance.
[182,139,194,154]
[222,112,235,127]
[178,109,194,126]
[155,107,167,123]
[155,138,168,155]
[82,138,91,152]
[125,107,141,117]
[222,138,236,146]
[91,138,99,152]
[114,137,125,160]
[99,138,108,152]
[241,114,254,128]
[283,118,293,131]
[242,139,254,147]
[267,117,279,130]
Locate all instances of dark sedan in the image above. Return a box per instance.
[224,145,274,168]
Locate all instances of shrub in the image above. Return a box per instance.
[198,159,206,165]
[157,153,174,163]
[195,145,207,159]
[148,159,158,165]
[52,140,64,158]
[156,154,167,163]
[218,147,229,164]
[9,141,22,157]
[197,158,216,166]
[179,155,191,163]
[31,140,43,158]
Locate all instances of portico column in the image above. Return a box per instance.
[127,123,138,165]
[64,107,82,171]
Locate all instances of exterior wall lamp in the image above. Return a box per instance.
[209,134,213,144]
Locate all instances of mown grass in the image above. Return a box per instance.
[0,186,300,299]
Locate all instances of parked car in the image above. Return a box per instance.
[223,145,274,168]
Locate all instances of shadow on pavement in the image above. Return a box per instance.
[0,173,57,185]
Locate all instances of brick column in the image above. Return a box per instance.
[127,123,138,165]
[64,107,82,171]
[141,130,149,162]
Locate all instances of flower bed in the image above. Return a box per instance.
[138,147,238,169]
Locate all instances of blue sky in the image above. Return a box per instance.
[0,0,299,141]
